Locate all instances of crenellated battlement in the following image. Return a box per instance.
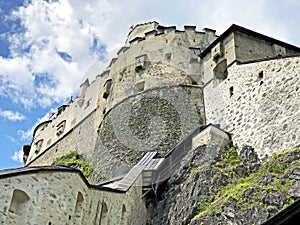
[126,21,159,44]
[126,22,217,49]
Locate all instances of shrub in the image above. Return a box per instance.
[52,150,91,178]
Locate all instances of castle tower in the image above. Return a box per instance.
[24,22,218,181]
[91,22,218,179]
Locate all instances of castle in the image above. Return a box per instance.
[0,22,299,224]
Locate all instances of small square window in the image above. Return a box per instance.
[165,53,172,62]
[135,81,145,92]
[229,87,234,97]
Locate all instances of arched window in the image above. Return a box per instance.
[9,189,30,215]
[103,79,112,99]
[99,202,108,225]
[94,201,101,224]
[34,139,44,154]
[74,192,84,224]
[120,204,127,225]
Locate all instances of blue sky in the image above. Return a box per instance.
[0,0,300,170]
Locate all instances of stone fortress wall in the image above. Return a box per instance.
[0,167,146,225]
[0,123,229,225]
[202,24,300,157]
[107,21,217,110]
[26,75,106,165]
[91,22,219,179]
[204,56,300,158]
[28,111,98,167]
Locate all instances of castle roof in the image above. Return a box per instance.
[200,24,300,58]
[32,120,52,138]
[0,166,126,193]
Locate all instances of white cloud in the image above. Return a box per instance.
[1,0,300,111]
[1,0,112,109]
[6,135,19,144]
[17,129,34,141]
[0,109,26,121]
[12,149,23,163]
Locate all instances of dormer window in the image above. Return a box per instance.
[212,42,223,62]
[57,105,68,116]
[56,120,66,136]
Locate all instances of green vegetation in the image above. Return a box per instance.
[259,147,300,175]
[197,195,214,215]
[198,115,203,124]
[52,150,91,178]
[190,167,200,173]
[192,147,300,221]
[222,146,241,165]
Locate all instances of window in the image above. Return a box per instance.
[9,189,30,216]
[229,86,234,97]
[103,79,112,99]
[56,120,66,136]
[23,145,31,164]
[135,81,145,93]
[135,54,148,72]
[74,192,84,224]
[258,71,264,80]
[187,75,198,85]
[57,105,68,116]
[165,53,172,62]
[273,44,286,57]
[34,139,44,154]
[84,98,92,109]
[80,79,90,99]
[120,205,127,225]
[46,139,52,146]
[94,201,101,224]
[212,42,223,62]
[99,202,108,225]
[135,65,143,73]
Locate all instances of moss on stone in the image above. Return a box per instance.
[190,167,200,173]
[197,195,214,214]
[192,147,300,222]
[222,146,241,165]
[52,150,91,178]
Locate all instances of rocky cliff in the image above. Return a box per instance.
[148,143,300,224]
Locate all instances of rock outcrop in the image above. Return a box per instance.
[148,143,300,225]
